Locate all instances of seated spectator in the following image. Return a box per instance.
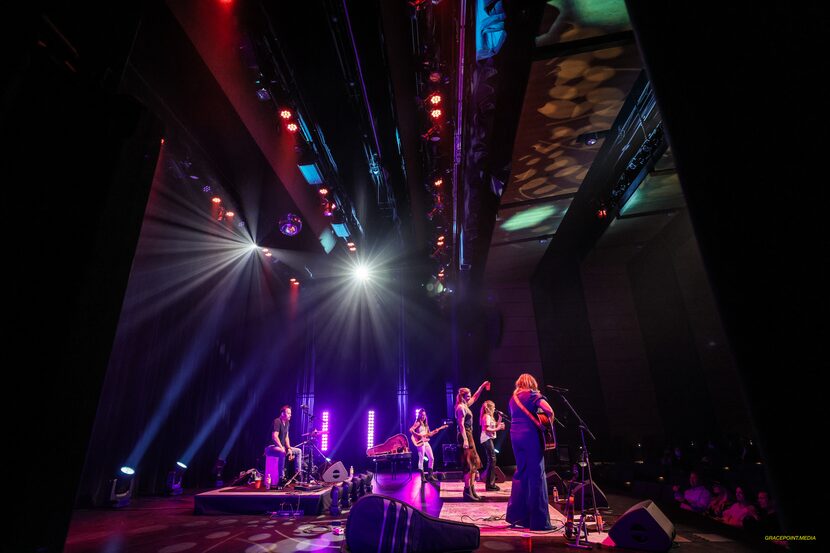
[705,481,732,518]
[722,486,757,528]
[744,490,780,537]
[673,470,712,513]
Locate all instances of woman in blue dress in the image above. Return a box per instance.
[506,373,555,530]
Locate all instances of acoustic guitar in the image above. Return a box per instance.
[538,412,557,451]
[411,424,449,447]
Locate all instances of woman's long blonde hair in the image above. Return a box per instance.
[514,373,539,392]
[456,387,471,408]
[480,400,495,421]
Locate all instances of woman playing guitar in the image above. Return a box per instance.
[409,409,446,483]
[506,373,555,530]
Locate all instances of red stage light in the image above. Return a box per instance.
[348,246,357,252]
[265,252,272,257]
[292,280,300,286]
[438,235,445,241]
[434,178,443,187]
[347,242,355,247]
[160,138,165,145]
[429,94,442,105]
[226,211,235,218]
[429,71,442,83]
[286,123,299,133]
[319,187,329,195]
[279,109,292,120]
[211,197,222,204]
[430,108,442,119]
[289,277,297,283]
[261,248,270,253]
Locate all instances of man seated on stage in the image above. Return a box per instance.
[269,405,302,487]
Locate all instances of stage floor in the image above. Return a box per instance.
[65,474,762,552]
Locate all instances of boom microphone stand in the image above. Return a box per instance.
[547,386,601,549]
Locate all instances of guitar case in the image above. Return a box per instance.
[345,494,480,553]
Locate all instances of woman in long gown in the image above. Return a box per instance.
[506,373,555,530]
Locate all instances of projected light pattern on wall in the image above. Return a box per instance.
[321,410,330,451]
[367,410,375,450]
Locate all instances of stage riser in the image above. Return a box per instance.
[194,487,332,516]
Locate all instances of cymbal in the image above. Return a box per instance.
[301,429,329,436]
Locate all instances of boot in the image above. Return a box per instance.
[419,469,427,483]
[485,470,499,491]
[463,486,480,501]
[469,483,483,500]
[426,468,438,483]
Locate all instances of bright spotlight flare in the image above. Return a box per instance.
[354,265,370,282]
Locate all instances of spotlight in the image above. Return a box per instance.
[166,462,187,496]
[279,213,302,236]
[100,466,135,507]
[289,277,300,286]
[319,187,329,195]
[265,252,273,257]
[261,248,270,253]
[429,93,442,105]
[577,129,609,146]
[211,196,222,204]
[354,265,370,282]
[256,88,271,101]
[202,185,212,193]
[225,211,235,218]
[286,122,299,133]
[429,71,442,83]
[279,109,293,120]
[430,108,442,119]
[434,178,443,187]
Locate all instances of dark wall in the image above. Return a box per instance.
[6,6,157,551]
[626,0,823,540]
[532,254,612,459]
[628,214,717,441]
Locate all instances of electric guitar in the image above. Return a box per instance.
[411,424,449,447]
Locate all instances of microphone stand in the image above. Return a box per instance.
[549,387,600,549]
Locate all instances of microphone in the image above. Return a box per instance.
[546,385,569,393]
[496,410,509,417]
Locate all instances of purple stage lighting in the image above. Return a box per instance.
[367,410,375,450]
[279,213,302,236]
[321,411,330,452]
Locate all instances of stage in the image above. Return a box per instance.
[65,479,759,552]
[194,484,334,516]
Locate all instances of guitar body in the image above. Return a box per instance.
[411,424,448,447]
[537,413,557,451]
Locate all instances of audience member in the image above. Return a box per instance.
[673,470,712,513]
[705,481,732,518]
[721,486,757,528]
[744,490,780,537]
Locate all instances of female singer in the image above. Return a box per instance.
[506,373,555,530]
[456,381,490,501]
[479,400,506,491]
[409,409,438,483]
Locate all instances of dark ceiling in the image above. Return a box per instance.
[118,0,684,294]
